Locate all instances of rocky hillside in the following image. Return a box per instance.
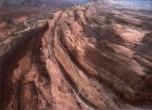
[0,1,152,110]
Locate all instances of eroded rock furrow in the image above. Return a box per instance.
[0,2,152,110]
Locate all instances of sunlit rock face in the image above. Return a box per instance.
[0,0,152,110]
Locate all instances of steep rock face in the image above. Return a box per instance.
[0,2,152,110]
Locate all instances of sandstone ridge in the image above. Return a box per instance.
[0,2,152,110]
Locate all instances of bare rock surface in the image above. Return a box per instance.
[0,2,152,110]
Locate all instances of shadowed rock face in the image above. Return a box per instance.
[0,1,152,110]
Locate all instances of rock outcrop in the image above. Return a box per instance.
[0,2,152,110]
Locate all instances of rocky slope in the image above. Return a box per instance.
[0,1,152,110]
